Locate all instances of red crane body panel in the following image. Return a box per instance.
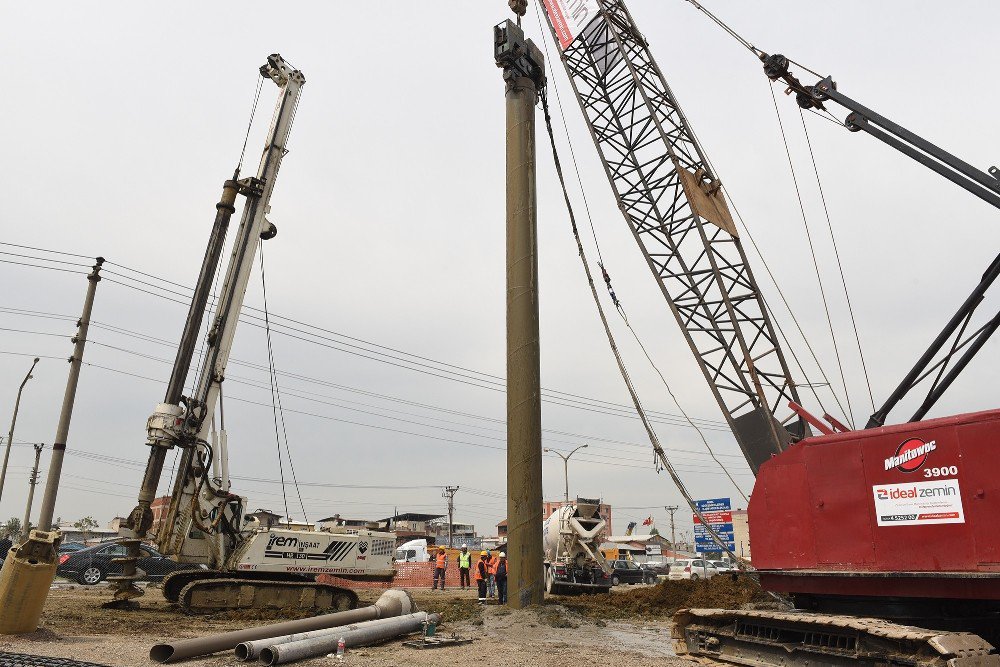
[749,408,1000,599]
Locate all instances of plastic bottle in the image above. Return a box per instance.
[336,637,346,661]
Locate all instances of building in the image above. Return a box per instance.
[602,533,672,563]
[150,495,172,537]
[732,508,751,560]
[316,516,378,532]
[380,512,445,546]
[54,521,118,545]
[245,509,283,529]
[428,520,476,545]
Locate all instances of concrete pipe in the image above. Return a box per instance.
[259,612,440,666]
[149,588,413,663]
[237,612,421,661]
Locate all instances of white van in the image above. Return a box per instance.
[394,538,431,563]
[668,558,720,580]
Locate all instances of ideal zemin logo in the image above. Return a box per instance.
[883,438,936,473]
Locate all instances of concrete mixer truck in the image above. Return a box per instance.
[542,498,612,595]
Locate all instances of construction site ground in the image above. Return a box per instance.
[1,576,769,666]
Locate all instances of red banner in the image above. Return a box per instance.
[541,0,601,50]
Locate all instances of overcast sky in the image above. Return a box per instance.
[1,1,998,544]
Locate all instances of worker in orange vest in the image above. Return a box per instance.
[475,551,490,602]
[486,549,499,598]
[432,546,448,591]
[495,552,508,604]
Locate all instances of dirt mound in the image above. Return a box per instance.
[559,575,771,620]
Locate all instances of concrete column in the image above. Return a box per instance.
[37,258,102,531]
[501,30,544,608]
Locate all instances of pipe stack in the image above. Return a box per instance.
[257,612,440,666]
[150,589,413,663]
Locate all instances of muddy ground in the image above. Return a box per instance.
[1,578,766,666]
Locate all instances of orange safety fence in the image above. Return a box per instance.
[319,561,472,590]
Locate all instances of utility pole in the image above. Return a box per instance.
[495,16,545,609]
[0,357,39,505]
[443,486,459,548]
[20,444,43,541]
[543,444,588,504]
[36,258,103,531]
[665,506,679,562]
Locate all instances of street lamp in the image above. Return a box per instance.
[543,444,588,504]
[0,357,39,505]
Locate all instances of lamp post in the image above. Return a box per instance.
[0,357,40,505]
[543,444,588,504]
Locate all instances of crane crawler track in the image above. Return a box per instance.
[673,608,1000,667]
[176,577,359,615]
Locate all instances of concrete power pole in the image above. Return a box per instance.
[495,18,545,609]
[665,506,679,562]
[0,357,39,505]
[20,444,43,541]
[36,258,103,532]
[443,486,459,548]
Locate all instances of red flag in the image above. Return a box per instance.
[642,516,653,526]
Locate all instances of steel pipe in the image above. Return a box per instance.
[149,589,412,663]
[260,612,440,666]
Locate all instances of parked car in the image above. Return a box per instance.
[708,559,734,572]
[610,559,658,586]
[57,542,202,585]
[639,560,669,576]
[668,558,720,580]
[0,537,11,564]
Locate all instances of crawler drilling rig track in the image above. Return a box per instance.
[175,577,359,615]
[673,608,1000,667]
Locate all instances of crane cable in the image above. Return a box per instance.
[767,83,855,427]
[539,87,745,559]
[259,243,309,523]
[797,109,877,414]
[530,0,748,502]
[683,0,875,421]
[682,0,760,57]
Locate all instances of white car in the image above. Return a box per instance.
[708,559,734,572]
[668,558,720,580]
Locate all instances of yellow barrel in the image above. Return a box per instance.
[0,530,59,634]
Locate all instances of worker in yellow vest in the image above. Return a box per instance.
[432,546,448,591]
[458,545,472,590]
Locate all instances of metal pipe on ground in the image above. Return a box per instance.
[237,611,425,662]
[259,612,440,666]
[149,589,412,664]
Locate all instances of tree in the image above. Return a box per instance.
[74,516,99,543]
[2,517,22,539]
[649,527,660,536]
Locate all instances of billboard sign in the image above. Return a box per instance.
[693,497,735,552]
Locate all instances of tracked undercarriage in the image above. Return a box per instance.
[673,609,1000,667]
[161,570,359,614]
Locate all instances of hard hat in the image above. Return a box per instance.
[438,546,446,551]
[461,544,468,549]
[499,552,507,558]
[481,550,488,556]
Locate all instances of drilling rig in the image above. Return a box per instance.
[531,0,1000,663]
[108,54,395,614]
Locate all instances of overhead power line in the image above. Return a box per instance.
[0,243,731,428]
